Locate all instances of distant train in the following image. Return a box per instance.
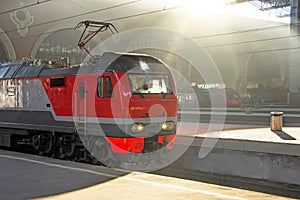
[190,87,241,107]
[0,52,177,167]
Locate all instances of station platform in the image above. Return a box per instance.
[0,149,296,200]
[175,122,300,187]
[199,127,300,144]
[177,122,300,155]
[1,123,300,199]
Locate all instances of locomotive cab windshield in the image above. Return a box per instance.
[101,52,175,97]
[128,73,173,95]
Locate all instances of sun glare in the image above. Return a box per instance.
[146,0,290,23]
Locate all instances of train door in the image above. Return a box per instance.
[96,73,114,117]
[74,79,87,135]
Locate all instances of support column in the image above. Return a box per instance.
[289,0,300,105]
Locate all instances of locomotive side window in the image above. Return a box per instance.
[80,82,85,99]
[97,76,113,98]
[50,78,65,88]
[106,77,113,98]
[97,77,104,98]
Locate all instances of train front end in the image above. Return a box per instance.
[100,52,177,167]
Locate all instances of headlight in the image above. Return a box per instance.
[131,123,145,133]
[162,121,176,131]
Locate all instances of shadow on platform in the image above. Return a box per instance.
[272,130,297,140]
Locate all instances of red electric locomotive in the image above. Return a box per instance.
[0,52,177,167]
[0,21,177,169]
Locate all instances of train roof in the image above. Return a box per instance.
[0,52,169,80]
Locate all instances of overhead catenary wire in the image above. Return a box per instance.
[1,0,142,36]
[190,23,300,39]
[105,6,181,22]
[0,0,51,16]
[5,5,297,43]
[203,34,300,49]
[235,45,300,55]
[7,5,180,42]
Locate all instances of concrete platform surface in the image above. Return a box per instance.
[0,149,294,200]
[177,122,300,155]
[199,127,300,144]
[175,123,300,186]
[178,122,299,143]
